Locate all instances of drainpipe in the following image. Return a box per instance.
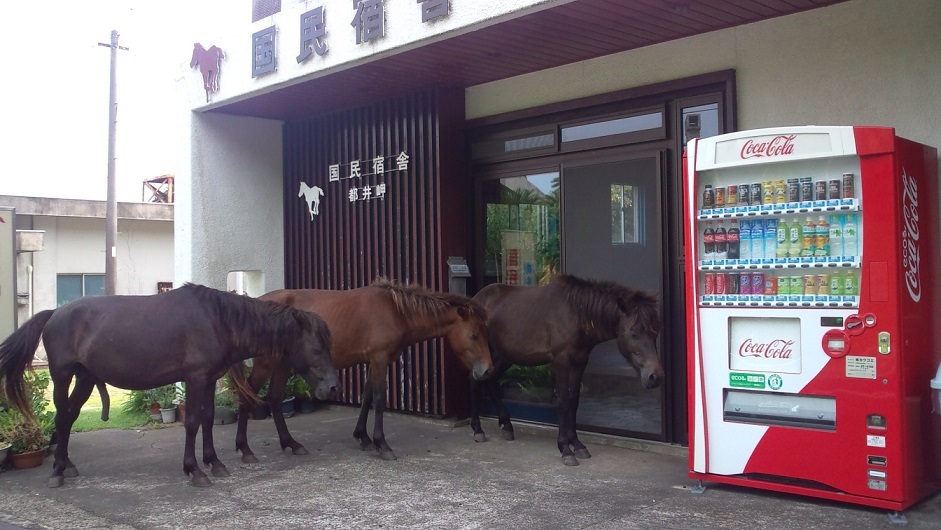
[27,264,33,318]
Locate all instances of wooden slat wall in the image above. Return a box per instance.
[282,88,452,415]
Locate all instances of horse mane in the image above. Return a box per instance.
[370,277,487,323]
[181,283,325,356]
[553,275,660,335]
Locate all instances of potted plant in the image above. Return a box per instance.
[286,374,316,414]
[251,381,270,420]
[154,385,179,423]
[213,388,238,425]
[0,409,48,470]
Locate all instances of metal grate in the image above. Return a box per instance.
[252,0,281,22]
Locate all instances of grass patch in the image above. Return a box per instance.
[38,370,158,432]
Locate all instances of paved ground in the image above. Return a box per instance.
[1,405,939,529]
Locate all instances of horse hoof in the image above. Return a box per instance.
[48,476,65,488]
[192,476,214,487]
[241,453,259,464]
[63,466,80,478]
[358,439,373,451]
[562,455,580,467]
[474,433,487,443]
[574,448,592,459]
[211,465,230,478]
[379,450,397,461]
[291,446,309,456]
[502,430,515,441]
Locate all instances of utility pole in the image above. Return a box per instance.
[98,30,128,296]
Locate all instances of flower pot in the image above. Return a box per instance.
[281,396,296,418]
[11,448,47,470]
[0,442,11,464]
[295,396,316,414]
[160,407,177,423]
[214,406,237,425]
[177,402,186,423]
[251,402,270,420]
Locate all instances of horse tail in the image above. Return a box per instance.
[0,309,55,418]
[227,362,262,406]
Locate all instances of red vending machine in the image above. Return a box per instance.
[684,126,941,511]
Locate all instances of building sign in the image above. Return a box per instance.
[300,150,409,219]
[254,2,453,76]
[252,26,277,77]
[189,44,225,102]
[501,231,536,286]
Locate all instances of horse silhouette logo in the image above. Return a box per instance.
[190,43,225,102]
[299,182,325,220]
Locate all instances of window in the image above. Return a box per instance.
[562,112,663,143]
[252,0,281,22]
[611,184,639,244]
[57,274,105,307]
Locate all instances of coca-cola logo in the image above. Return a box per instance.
[901,169,921,302]
[740,135,796,159]
[738,338,794,359]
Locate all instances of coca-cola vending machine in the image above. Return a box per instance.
[684,126,941,512]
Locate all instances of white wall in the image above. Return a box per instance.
[466,0,941,157]
[176,112,284,291]
[19,216,173,319]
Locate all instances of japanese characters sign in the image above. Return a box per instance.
[331,151,409,203]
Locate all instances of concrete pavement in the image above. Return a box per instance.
[0,405,939,529]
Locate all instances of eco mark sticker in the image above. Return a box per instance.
[767,374,783,390]
[730,372,765,389]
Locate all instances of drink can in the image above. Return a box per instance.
[715,273,726,294]
[714,186,726,207]
[751,272,764,295]
[726,185,738,206]
[789,276,802,295]
[774,180,787,204]
[828,179,841,200]
[777,275,789,295]
[704,273,715,295]
[814,180,827,201]
[842,172,855,199]
[740,272,752,295]
[750,183,763,205]
[702,185,714,209]
[764,275,776,295]
[727,272,740,294]
[816,273,829,295]
[762,181,774,204]
[786,178,799,203]
[740,183,751,205]
[803,274,817,296]
[799,177,813,202]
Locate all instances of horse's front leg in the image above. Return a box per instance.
[268,364,307,455]
[353,368,375,451]
[567,357,591,460]
[368,363,396,460]
[197,382,230,483]
[553,358,578,466]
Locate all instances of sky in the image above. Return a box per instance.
[2,1,203,202]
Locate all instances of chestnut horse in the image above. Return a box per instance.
[234,278,494,461]
[470,274,663,466]
[0,284,339,488]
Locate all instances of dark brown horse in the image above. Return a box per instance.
[0,284,339,488]
[233,278,494,461]
[190,43,224,102]
[470,274,663,466]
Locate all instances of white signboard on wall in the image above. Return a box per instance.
[0,207,16,340]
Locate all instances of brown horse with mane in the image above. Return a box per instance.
[470,274,663,466]
[233,278,494,461]
[0,284,339,487]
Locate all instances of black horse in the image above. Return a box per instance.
[0,284,339,488]
[470,274,663,466]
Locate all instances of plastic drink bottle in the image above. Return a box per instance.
[828,214,843,259]
[751,219,764,260]
[801,216,816,257]
[775,219,788,259]
[715,220,728,260]
[703,223,715,260]
[815,216,830,257]
[739,220,751,261]
[787,218,802,258]
[843,213,858,258]
[763,218,777,260]
[727,220,740,260]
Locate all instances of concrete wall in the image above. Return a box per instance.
[175,112,284,291]
[16,215,173,323]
